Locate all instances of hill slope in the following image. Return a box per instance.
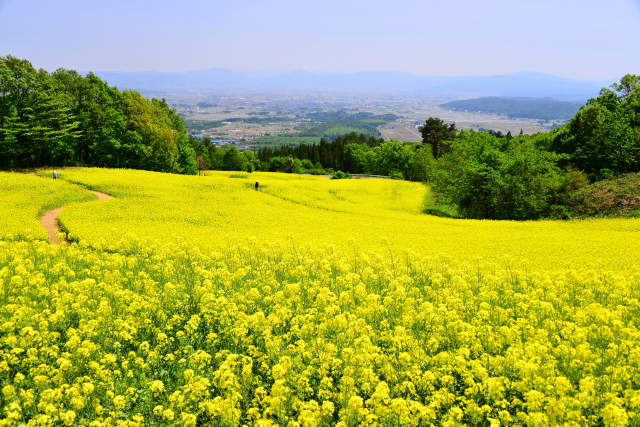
[438,96,585,120]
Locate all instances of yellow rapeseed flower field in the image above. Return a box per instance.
[0,172,95,241]
[54,168,640,273]
[1,168,640,426]
[1,236,640,426]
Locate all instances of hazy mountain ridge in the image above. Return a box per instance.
[87,68,618,100]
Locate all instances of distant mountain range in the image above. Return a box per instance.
[86,68,618,101]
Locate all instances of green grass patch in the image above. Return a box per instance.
[421,184,460,218]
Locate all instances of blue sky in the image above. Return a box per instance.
[1,0,638,79]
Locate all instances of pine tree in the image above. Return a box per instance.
[24,83,80,167]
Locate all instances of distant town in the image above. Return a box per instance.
[139,89,563,150]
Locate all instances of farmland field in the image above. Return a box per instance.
[1,168,640,426]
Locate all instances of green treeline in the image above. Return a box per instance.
[195,132,390,176]
[439,97,585,120]
[0,56,197,174]
[196,131,416,180]
[260,133,385,174]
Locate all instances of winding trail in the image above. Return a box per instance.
[39,190,114,245]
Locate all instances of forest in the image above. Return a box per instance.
[439,96,585,120]
[0,56,198,173]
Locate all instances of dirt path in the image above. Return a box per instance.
[39,190,114,245]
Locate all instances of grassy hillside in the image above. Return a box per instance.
[570,173,640,217]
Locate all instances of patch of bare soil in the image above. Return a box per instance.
[39,191,114,245]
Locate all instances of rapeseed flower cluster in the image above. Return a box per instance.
[1,235,640,426]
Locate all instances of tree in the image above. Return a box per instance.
[51,69,125,166]
[195,155,209,175]
[547,75,640,181]
[242,150,261,172]
[418,117,457,158]
[301,159,314,171]
[410,144,435,182]
[174,137,197,175]
[282,156,295,173]
[121,90,179,172]
[222,146,247,171]
[608,74,640,102]
[269,156,284,172]
[292,158,304,178]
[23,75,81,167]
[375,140,415,179]
[0,56,39,168]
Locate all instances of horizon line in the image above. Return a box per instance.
[76,68,620,82]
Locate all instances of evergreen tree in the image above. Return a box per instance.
[418,117,457,158]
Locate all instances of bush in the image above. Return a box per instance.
[330,171,352,180]
[547,204,576,220]
[306,169,326,175]
[388,170,403,180]
[282,156,295,173]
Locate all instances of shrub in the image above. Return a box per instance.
[330,170,352,180]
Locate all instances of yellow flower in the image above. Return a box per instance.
[163,409,175,421]
[113,395,126,411]
[60,410,76,426]
[149,380,165,396]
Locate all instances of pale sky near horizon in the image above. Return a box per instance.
[1,0,638,80]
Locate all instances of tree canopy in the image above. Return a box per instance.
[543,74,640,181]
[0,56,197,174]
